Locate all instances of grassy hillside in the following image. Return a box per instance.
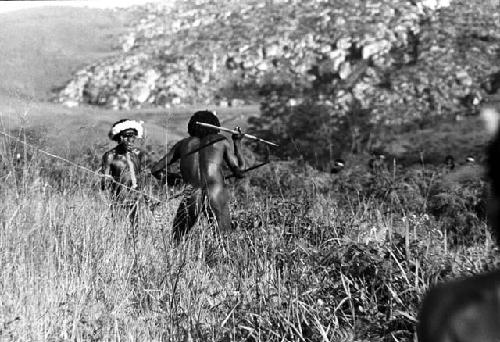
[0,3,497,341]
[0,6,130,100]
[0,116,495,341]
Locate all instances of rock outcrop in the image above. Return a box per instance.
[56,0,500,125]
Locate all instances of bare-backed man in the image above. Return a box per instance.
[152,110,245,242]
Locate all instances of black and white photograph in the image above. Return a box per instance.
[1,0,500,340]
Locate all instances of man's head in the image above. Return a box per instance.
[370,148,386,160]
[331,158,346,174]
[445,154,455,170]
[465,155,476,164]
[188,110,220,138]
[109,119,144,151]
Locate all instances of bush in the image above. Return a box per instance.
[424,164,488,246]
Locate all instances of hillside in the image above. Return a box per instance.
[0,6,130,100]
[55,0,500,126]
[0,4,258,165]
[0,1,495,167]
[1,3,500,341]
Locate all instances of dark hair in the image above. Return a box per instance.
[334,158,345,166]
[188,110,220,138]
[331,158,345,174]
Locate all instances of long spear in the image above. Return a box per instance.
[226,161,270,179]
[195,122,279,147]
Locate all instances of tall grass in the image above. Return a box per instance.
[0,140,497,341]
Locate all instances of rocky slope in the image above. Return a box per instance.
[56,0,500,124]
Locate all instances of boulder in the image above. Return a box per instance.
[130,82,151,103]
[339,62,352,80]
[362,40,391,60]
[144,69,160,88]
[265,44,281,58]
[230,98,246,106]
[329,49,347,71]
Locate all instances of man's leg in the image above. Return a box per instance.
[127,200,139,243]
[206,185,231,232]
[172,188,203,243]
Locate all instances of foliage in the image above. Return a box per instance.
[1,132,498,341]
[427,165,489,245]
[248,0,500,163]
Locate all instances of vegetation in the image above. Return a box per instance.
[249,0,500,166]
[0,123,497,341]
[1,1,499,341]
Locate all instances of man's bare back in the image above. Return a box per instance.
[199,133,244,187]
[151,136,202,188]
[151,110,245,242]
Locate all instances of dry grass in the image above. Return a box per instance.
[0,140,498,342]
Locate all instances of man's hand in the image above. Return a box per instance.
[231,126,244,141]
[151,168,165,181]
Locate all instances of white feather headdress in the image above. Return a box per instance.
[109,120,144,140]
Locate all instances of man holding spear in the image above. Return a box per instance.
[101,119,146,244]
[152,110,277,242]
[151,110,244,242]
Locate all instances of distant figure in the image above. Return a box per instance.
[368,151,386,174]
[417,106,500,341]
[330,158,346,174]
[460,93,481,115]
[465,155,476,165]
[444,154,455,171]
[151,110,245,242]
[101,119,145,232]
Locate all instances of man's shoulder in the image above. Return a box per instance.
[204,133,227,143]
[179,136,201,145]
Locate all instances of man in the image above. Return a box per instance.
[101,119,145,231]
[368,151,387,174]
[330,158,346,174]
[151,110,245,242]
[444,154,455,171]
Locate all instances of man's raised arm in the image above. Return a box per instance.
[151,141,182,181]
[224,128,246,178]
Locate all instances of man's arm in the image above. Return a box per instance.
[100,152,113,191]
[223,129,246,178]
[151,140,182,181]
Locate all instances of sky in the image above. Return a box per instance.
[0,0,171,14]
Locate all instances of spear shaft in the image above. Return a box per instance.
[226,161,269,179]
[195,122,279,147]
